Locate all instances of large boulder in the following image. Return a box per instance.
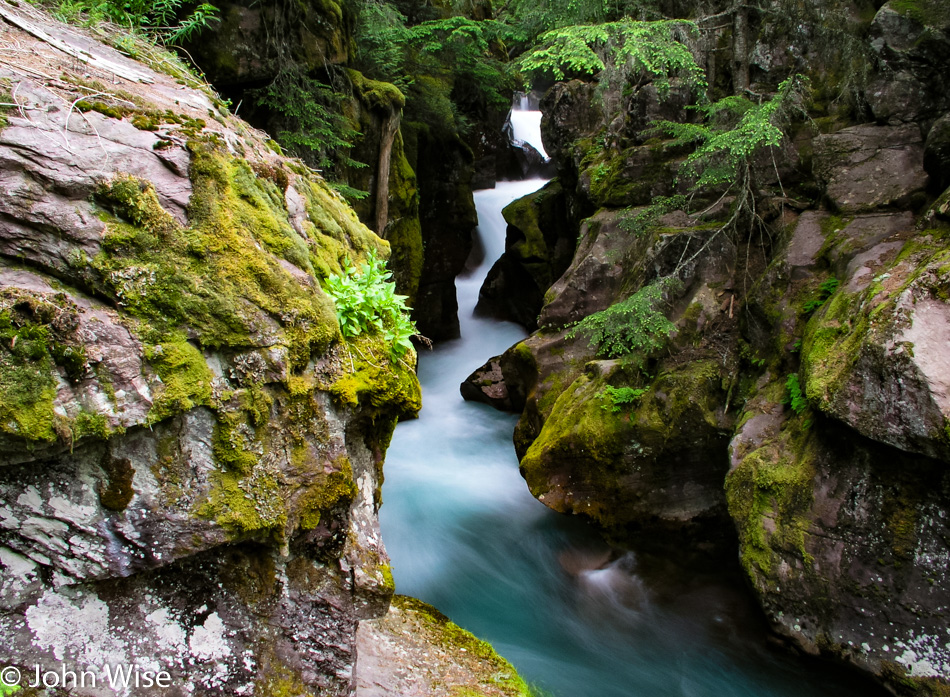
[727,383,950,693]
[812,124,929,213]
[0,10,419,694]
[802,228,950,461]
[867,0,950,125]
[476,180,576,330]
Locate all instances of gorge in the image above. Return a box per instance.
[0,0,949,695]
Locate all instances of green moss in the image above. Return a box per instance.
[198,465,287,537]
[381,132,424,302]
[522,359,725,531]
[726,404,817,579]
[391,596,533,697]
[76,100,129,119]
[91,148,342,359]
[99,455,136,511]
[131,113,159,131]
[297,456,358,529]
[0,290,102,445]
[346,69,406,111]
[145,338,214,424]
[1,84,14,129]
[889,0,950,25]
[254,657,318,697]
[579,139,675,208]
[212,409,261,474]
[328,334,421,417]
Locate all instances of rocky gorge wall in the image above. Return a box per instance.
[464,1,950,694]
[181,0,518,342]
[0,5,422,693]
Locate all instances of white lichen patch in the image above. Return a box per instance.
[894,630,950,679]
[189,612,232,662]
[25,589,128,665]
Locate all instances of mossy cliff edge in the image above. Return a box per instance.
[463,1,950,693]
[0,6,426,695]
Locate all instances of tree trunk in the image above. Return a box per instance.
[733,6,750,94]
[374,107,401,235]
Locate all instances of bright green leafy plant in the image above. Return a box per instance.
[601,385,648,412]
[784,373,807,415]
[323,251,417,364]
[568,277,680,361]
[651,75,809,190]
[518,19,706,95]
[802,277,840,314]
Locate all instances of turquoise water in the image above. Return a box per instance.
[379,176,882,697]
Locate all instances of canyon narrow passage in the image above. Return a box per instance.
[378,108,879,697]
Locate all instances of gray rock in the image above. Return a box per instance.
[924,112,950,189]
[812,124,928,213]
[867,2,950,124]
[727,384,950,686]
[803,231,950,461]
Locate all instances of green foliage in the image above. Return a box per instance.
[328,181,371,201]
[518,19,705,95]
[251,69,361,173]
[352,0,414,89]
[501,0,664,42]
[0,683,20,696]
[802,278,840,314]
[652,75,809,190]
[618,194,687,235]
[600,385,647,412]
[323,251,418,363]
[784,373,807,415]
[52,0,219,44]
[568,277,680,361]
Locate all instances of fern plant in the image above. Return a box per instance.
[784,373,807,415]
[323,252,417,364]
[802,277,840,314]
[568,277,680,361]
[601,385,647,412]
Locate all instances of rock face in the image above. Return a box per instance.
[0,8,419,694]
[866,0,950,125]
[812,124,930,213]
[476,180,577,330]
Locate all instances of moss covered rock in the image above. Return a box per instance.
[356,595,533,697]
[520,358,733,540]
[0,12,419,696]
[801,228,950,460]
[476,179,577,330]
[727,380,950,689]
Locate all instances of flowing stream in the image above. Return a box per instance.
[378,110,878,697]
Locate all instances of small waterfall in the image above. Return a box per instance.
[508,91,549,161]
